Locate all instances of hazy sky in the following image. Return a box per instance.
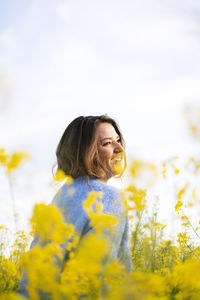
[1,0,200,232]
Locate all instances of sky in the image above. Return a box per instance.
[1,0,200,233]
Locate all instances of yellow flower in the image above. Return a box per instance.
[0,148,8,166]
[180,215,190,227]
[83,191,118,234]
[174,167,180,174]
[177,232,189,246]
[0,148,30,174]
[6,152,30,173]
[125,185,146,212]
[54,169,73,185]
[162,162,167,179]
[30,203,75,245]
[175,200,183,213]
[176,183,189,200]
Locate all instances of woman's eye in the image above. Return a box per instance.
[103,139,121,146]
[103,142,111,146]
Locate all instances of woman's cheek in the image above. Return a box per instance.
[103,150,112,159]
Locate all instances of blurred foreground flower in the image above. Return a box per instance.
[53,169,73,185]
[0,148,30,174]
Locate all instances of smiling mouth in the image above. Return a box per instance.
[112,156,122,160]
[112,158,122,163]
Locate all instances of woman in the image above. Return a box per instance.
[18,115,132,297]
[53,115,132,267]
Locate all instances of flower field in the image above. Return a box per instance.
[1,148,200,299]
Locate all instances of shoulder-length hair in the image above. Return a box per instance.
[54,115,126,180]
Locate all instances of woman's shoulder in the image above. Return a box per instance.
[88,177,119,192]
[52,176,91,206]
[52,176,124,213]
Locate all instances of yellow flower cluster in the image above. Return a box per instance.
[125,185,147,213]
[83,191,118,234]
[0,226,30,297]
[0,148,30,174]
[30,203,75,245]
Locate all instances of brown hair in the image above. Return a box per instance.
[55,115,126,180]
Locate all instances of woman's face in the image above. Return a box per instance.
[96,122,125,181]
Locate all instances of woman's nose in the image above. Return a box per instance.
[114,142,124,153]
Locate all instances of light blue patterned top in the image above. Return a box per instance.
[18,176,132,297]
[52,176,132,270]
